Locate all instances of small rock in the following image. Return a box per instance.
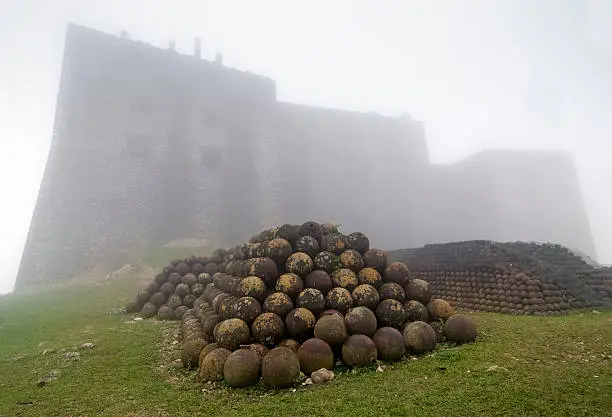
[80,343,95,350]
[61,352,80,361]
[37,371,60,387]
[134,317,143,321]
[376,365,384,373]
[302,378,313,386]
[311,368,334,384]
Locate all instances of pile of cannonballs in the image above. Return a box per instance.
[136,221,479,389]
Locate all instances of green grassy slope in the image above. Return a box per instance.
[0,275,611,417]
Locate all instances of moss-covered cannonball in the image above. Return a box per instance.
[376,299,407,328]
[198,342,220,366]
[218,295,238,321]
[286,252,314,278]
[175,283,190,298]
[297,338,334,375]
[345,306,377,337]
[168,272,182,286]
[175,305,189,320]
[427,299,454,321]
[403,321,437,354]
[276,273,305,300]
[191,283,205,298]
[246,242,267,259]
[191,262,205,276]
[181,338,208,369]
[198,348,231,382]
[444,314,478,343]
[150,292,167,306]
[223,349,261,388]
[176,262,191,275]
[157,305,175,321]
[160,282,175,297]
[248,258,279,287]
[197,272,212,286]
[373,327,405,361]
[202,314,219,337]
[357,267,383,289]
[404,300,429,322]
[348,232,370,254]
[428,321,446,343]
[314,312,349,345]
[252,312,285,345]
[405,279,431,304]
[266,238,293,266]
[314,252,342,277]
[236,276,266,302]
[263,292,294,319]
[182,273,198,286]
[326,287,354,314]
[339,250,364,273]
[183,294,197,308]
[277,224,300,246]
[125,301,141,313]
[285,308,316,341]
[257,228,276,243]
[352,284,380,310]
[305,270,334,295]
[278,339,301,353]
[342,335,377,367]
[379,282,406,302]
[262,347,300,388]
[234,297,262,325]
[294,236,320,258]
[384,262,411,287]
[298,221,324,244]
[332,269,358,292]
[322,234,349,255]
[214,318,251,351]
[296,288,326,316]
[363,249,388,273]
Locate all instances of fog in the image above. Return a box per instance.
[1,0,611,294]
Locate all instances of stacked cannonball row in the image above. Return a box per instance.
[125,249,227,320]
[578,268,612,303]
[179,221,477,389]
[388,240,611,314]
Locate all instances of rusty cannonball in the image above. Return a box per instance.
[341,334,377,367]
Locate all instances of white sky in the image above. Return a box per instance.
[1,0,611,294]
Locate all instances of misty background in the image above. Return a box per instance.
[1,0,611,294]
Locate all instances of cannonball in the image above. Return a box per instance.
[276,273,305,300]
[403,321,437,354]
[405,279,431,304]
[298,221,324,244]
[345,306,377,336]
[223,349,261,388]
[233,297,262,325]
[339,249,364,273]
[314,313,349,345]
[252,312,285,345]
[198,348,231,382]
[248,258,279,287]
[357,267,383,289]
[384,262,411,287]
[263,292,294,319]
[363,249,388,273]
[305,270,334,295]
[428,321,446,343]
[214,318,251,351]
[285,308,316,341]
[404,300,429,322]
[175,283,190,298]
[332,268,359,292]
[266,238,293,266]
[294,236,320,258]
[373,327,405,361]
[296,288,326,316]
[168,272,182,286]
[444,314,478,343]
[352,284,380,310]
[297,338,334,375]
[427,299,454,321]
[379,282,406,302]
[261,347,300,388]
[376,299,407,328]
[326,287,353,314]
[181,338,208,369]
[276,224,300,246]
[347,232,370,254]
[322,234,349,255]
[342,335,377,367]
[286,252,314,278]
[236,276,266,302]
[160,282,175,297]
[182,273,197,286]
[314,251,341,274]
[278,339,301,353]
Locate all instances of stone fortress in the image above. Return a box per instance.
[15,24,597,289]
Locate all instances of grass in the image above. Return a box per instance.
[0,275,611,417]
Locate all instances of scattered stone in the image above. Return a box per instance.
[80,343,95,349]
[37,371,60,387]
[311,368,334,383]
[303,378,313,386]
[61,352,80,361]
